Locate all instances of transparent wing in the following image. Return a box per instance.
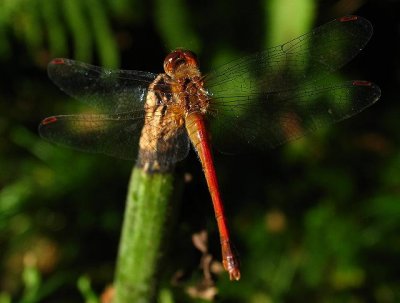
[204,16,379,152]
[39,112,190,162]
[205,16,373,95]
[39,112,145,159]
[208,80,381,152]
[48,58,160,113]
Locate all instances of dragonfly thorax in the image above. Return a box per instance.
[161,50,210,116]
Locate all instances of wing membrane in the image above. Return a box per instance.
[205,16,379,152]
[205,16,373,95]
[48,59,159,113]
[39,112,190,162]
[39,112,145,159]
[208,80,381,152]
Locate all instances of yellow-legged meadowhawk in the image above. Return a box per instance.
[39,16,381,281]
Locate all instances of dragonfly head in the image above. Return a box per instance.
[164,49,200,79]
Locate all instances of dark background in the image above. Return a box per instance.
[1,0,399,302]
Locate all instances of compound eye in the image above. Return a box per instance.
[181,50,199,68]
[163,51,182,76]
[163,49,199,77]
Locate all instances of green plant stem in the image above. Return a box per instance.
[114,167,181,303]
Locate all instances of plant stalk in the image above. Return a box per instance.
[113,167,181,303]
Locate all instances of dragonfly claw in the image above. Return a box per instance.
[228,268,241,281]
[222,242,241,281]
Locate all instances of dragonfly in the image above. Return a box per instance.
[39,15,380,281]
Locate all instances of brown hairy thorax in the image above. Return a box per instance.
[136,49,210,172]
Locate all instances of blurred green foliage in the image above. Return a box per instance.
[0,0,399,302]
[0,0,133,67]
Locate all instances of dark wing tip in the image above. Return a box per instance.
[338,15,373,38]
[48,58,67,82]
[352,80,381,104]
[338,15,369,26]
[40,116,58,126]
[338,15,359,22]
[50,58,66,65]
[47,58,76,76]
[48,58,74,73]
[38,116,58,139]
